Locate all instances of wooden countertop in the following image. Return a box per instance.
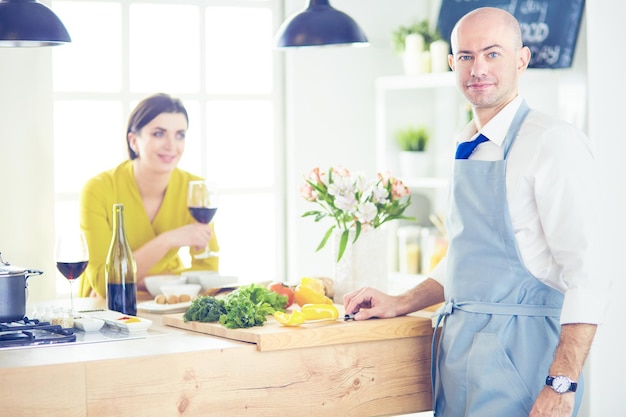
[0,295,434,417]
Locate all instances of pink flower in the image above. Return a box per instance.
[300,183,318,202]
[332,166,350,178]
[391,179,410,199]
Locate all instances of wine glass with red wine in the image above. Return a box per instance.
[55,230,89,316]
[187,180,218,259]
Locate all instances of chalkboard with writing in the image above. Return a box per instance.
[436,0,585,68]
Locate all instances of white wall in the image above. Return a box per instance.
[0,48,56,302]
[586,2,626,415]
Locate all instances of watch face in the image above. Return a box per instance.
[552,376,571,393]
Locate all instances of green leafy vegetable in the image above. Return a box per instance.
[183,295,226,323]
[183,283,288,329]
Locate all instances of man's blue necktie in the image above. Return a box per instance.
[455,133,489,159]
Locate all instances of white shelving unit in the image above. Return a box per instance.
[376,69,586,278]
[375,71,464,218]
[376,72,463,275]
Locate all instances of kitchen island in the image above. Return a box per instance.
[0,296,434,417]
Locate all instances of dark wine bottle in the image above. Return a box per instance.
[105,204,137,315]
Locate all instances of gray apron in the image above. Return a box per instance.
[432,101,584,416]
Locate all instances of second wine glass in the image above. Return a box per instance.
[187,180,218,259]
[55,229,89,316]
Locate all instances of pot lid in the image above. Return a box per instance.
[0,253,28,276]
[0,265,28,276]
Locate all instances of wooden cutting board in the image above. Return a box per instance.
[162,308,433,352]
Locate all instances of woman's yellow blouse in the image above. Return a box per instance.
[78,161,219,298]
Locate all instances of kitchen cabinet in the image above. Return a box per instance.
[0,297,434,417]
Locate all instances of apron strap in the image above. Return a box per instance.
[434,299,562,319]
[503,100,531,159]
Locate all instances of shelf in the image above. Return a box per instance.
[376,71,455,92]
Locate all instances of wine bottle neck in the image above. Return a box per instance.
[112,205,125,240]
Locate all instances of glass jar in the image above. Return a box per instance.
[397,226,422,274]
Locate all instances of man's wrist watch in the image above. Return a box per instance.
[546,375,578,394]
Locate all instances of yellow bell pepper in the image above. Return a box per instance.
[299,277,325,294]
[294,283,333,306]
[301,304,339,321]
[273,310,306,326]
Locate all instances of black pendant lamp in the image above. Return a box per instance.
[275,0,368,48]
[0,0,71,47]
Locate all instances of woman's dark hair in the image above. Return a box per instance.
[126,93,189,160]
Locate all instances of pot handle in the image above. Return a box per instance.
[24,269,44,279]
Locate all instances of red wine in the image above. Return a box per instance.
[107,282,137,316]
[189,207,217,224]
[56,261,88,280]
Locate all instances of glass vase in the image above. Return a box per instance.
[333,227,389,303]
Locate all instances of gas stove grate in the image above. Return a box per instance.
[0,317,76,348]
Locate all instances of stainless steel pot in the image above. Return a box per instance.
[0,252,43,322]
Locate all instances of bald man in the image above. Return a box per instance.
[344,7,608,417]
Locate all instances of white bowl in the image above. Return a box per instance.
[160,284,202,299]
[144,275,186,297]
[181,271,237,291]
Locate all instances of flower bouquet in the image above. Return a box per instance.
[301,166,413,261]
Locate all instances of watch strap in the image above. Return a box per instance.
[546,375,578,393]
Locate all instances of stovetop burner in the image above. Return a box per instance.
[0,318,76,348]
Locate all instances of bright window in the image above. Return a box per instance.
[52,0,283,294]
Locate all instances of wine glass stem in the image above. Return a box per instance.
[69,281,75,317]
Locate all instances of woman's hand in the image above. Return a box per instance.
[163,223,213,251]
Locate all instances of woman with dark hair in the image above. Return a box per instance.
[79,93,218,298]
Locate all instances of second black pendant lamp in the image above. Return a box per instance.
[275,0,369,48]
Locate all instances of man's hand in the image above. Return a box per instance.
[343,278,444,320]
[529,387,575,417]
[530,323,596,417]
[343,287,401,320]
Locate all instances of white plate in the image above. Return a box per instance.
[74,317,105,332]
[137,300,192,314]
[181,271,238,291]
[86,310,152,332]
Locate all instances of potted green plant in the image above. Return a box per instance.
[392,19,447,74]
[395,125,431,178]
[396,125,429,152]
[391,19,440,55]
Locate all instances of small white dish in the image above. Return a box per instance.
[74,317,105,332]
[86,310,152,332]
[144,275,187,297]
